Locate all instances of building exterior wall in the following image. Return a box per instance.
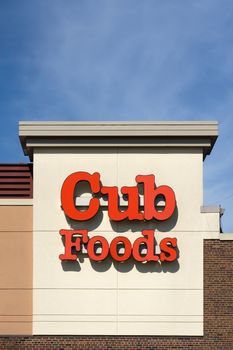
[32,147,219,335]
[1,121,232,347]
[0,239,232,349]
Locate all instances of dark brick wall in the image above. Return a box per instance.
[0,239,232,350]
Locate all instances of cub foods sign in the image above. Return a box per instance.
[59,172,178,263]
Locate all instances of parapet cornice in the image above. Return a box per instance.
[19,121,218,160]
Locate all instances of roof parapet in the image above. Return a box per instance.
[19,121,218,161]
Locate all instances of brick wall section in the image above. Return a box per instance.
[0,239,232,350]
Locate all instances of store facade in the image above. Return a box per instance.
[0,121,232,349]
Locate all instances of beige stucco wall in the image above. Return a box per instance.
[0,205,32,335]
[32,147,219,335]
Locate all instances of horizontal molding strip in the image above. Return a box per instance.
[0,288,203,291]
[32,288,203,290]
[3,313,202,317]
[31,229,220,233]
[32,320,203,323]
[19,121,218,135]
[0,199,33,205]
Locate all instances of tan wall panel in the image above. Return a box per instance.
[0,322,32,335]
[0,206,32,231]
[0,290,32,335]
[0,290,32,315]
[0,205,32,335]
[0,231,32,288]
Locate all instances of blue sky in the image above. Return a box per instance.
[0,0,233,231]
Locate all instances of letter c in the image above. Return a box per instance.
[61,171,100,220]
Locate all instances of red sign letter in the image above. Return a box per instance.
[61,171,100,221]
[159,237,177,262]
[59,229,88,260]
[110,236,132,261]
[132,230,159,262]
[101,185,143,221]
[87,236,109,261]
[136,174,176,220]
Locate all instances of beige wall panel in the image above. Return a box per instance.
[34,315,116,322]
[33,289,117,315]
[117,148,203,232]
[117,321,203,336]
[34,321,117,335]
[33,230,202,290]
[33,149,117,231]
[201,213,220,238]
[32,148,219,335]
[33,231,117,289]
[116,231,203,290]
[117,315,202,322]
[118,289,202,315]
